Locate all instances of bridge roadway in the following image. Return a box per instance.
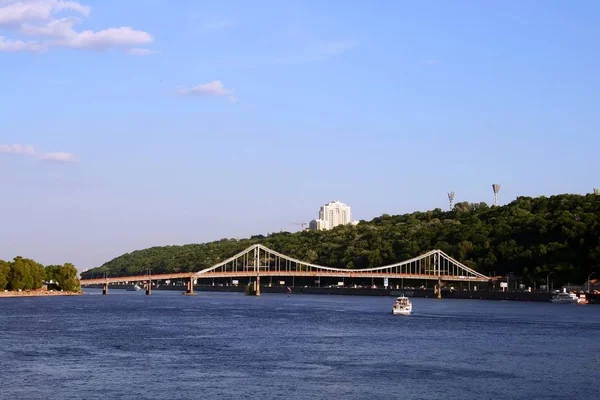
[80,270,489,286]
[80,272,193,285]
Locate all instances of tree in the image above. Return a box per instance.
[32,262,46,289]
[57,263,81,292]
[9,257,33,290]
[45,265,62,283]
[306,250,319,263]
[7,257,46,290]
[0,260,10,290]
[0,258,76,292]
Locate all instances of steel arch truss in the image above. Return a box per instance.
[194,244,489,282]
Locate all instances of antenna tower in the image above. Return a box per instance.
[447,191,455,210]
[492,184,501,206]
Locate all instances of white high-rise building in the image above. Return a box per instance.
[309,200,358,231]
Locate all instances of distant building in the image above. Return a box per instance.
[309,218,329,231]
[309,200,358,231]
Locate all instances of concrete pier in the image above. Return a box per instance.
[435,277,444,299]
[183,277,196,295]
[245,274,261,296]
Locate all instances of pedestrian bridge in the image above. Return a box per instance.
[80,244,489,292]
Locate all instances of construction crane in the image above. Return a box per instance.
[292,222,309,231]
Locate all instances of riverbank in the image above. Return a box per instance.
[0,289,82,298]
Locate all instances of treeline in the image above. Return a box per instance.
[81,194,600,287]
[0,257,80,292]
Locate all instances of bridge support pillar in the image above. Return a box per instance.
[184,277,196,295]
[254,275,261,296]
[146,280,152,295]
[435,277,443,299]
[103,282,108,295]
[245,275,260,296]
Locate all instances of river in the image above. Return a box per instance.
[1,290,598,399]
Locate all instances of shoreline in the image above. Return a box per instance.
[0,290,82,298]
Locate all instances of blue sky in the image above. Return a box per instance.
[1,0,599,270]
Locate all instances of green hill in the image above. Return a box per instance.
[81,194,600,287]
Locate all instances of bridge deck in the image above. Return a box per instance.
[81,272,193,285]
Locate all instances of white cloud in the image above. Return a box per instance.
[41,151,77,163]
[20,16,80,37]
[0,0,154,53]
[56,26,153,50]
[0,143,77,163]
[0,35,45,52]
[179,80,237,102]
[0,0,89,27]
[0,143,36,155]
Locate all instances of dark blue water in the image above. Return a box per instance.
[1,290,599,399]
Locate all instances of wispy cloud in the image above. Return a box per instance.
[127,47,158,56]
[0,0,154,53]
[0,143,77,163]
[179,80,237,102]
[273,39,357,65]
[189,13,234,32]
[41,151,78,163]
[201,16,234,32]
[0,143,36,155]
[316,40,357,58]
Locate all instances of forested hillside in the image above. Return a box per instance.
[81,194,600,286]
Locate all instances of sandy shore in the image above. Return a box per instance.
[0,289,82,298]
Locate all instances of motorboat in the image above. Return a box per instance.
[127,284,142,292]
[392,296,413,315]
[550,292,579,304]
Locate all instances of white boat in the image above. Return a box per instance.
[550,292,579,304]
[127,284,141,292]
[392,296,413,315]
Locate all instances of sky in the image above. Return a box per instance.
[1,0,600,270]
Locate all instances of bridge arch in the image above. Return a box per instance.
[80,244,489,286]
[193,244,489,282]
